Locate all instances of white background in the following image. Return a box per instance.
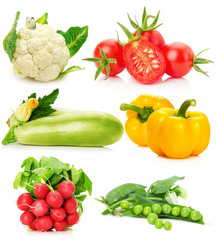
[0,0,216,239]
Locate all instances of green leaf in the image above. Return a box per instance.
[148,176,185,195]
[78,203,83,216]
[32,167,48,176]
[57,26,88,58]
[82,172,92,196]
[29,89,59,121]
[71,166,81,184]
[2,126,17,145]
[36,13,48,25]
[3,11,20,62]
[57,66,84,79]
[39,156,70,174]
[49,174,64,186]
[14,171,23,189]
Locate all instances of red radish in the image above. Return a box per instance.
[53,220,67,231]
[46,191,64,208]
[34,183,50,199]
[66,212,79,225]
[29,222,37,231]
[50,207,66,222]
[17,193,33,211]
[20,211,35,225]
[58,181,75,199]
[35,216,53,232]
[31,199,49,216]
[63,198,78,214]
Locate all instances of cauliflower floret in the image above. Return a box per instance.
[12,23,70,81]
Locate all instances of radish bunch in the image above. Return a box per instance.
[17,181,80,232]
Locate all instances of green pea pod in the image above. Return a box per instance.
[2,110,124,146]
[105,183,146,205]
[117,204,204,225]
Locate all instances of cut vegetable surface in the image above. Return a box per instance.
[3,12,88,81]
[2,89,123,146]
[118,23,166,84]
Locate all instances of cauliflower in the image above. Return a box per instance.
[3,12,88,82]
[13,23,70,81]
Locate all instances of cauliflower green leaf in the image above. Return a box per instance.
[3,11,20,62]
[57,65,84,79]
[57,26,88,58]
[36,13,48,25]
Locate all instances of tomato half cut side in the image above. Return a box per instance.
[123,37,166,84]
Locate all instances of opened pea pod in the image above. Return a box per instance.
[96,176,205,231]
[2,89,123,146]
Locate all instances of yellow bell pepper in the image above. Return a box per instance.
[120,95,174,146]
[147,99,210,159]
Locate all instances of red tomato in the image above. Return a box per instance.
[123,37,166,84]
[93,39,125,76]
[133,30,165,49]
[163,42,195,77]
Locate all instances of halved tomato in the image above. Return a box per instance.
[123,37,166,84]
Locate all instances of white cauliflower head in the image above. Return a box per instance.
[13,23,70,81]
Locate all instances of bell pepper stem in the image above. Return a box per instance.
[176,99,196,118]
[120,103,149,118]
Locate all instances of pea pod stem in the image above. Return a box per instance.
[176,99,196,118]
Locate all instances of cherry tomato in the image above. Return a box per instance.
[123,37,166,84]
[163,42,194,78]
[93,39,125,76]
[133,30,165,49]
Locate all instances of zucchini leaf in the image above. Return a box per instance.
[2,126,17,145]
[57,65,84,79]
[57,25,88,58]
[36,13,48,25]
[28,89,59,121]
[3,11,20,62]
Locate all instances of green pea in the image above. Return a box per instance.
[143,206,152,216]
[147,213,158,224]
[172,207,180,216]
[181,207,191,218]
[162,204,172,215]
[164,221,172,230]
[152,204,162,214]
[133,205,143,215]
[120,201,131,209]
[190,211,201,221]
[155,219,163,229]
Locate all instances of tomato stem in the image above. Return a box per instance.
[176,99,196,118]
[193,49,213,77]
